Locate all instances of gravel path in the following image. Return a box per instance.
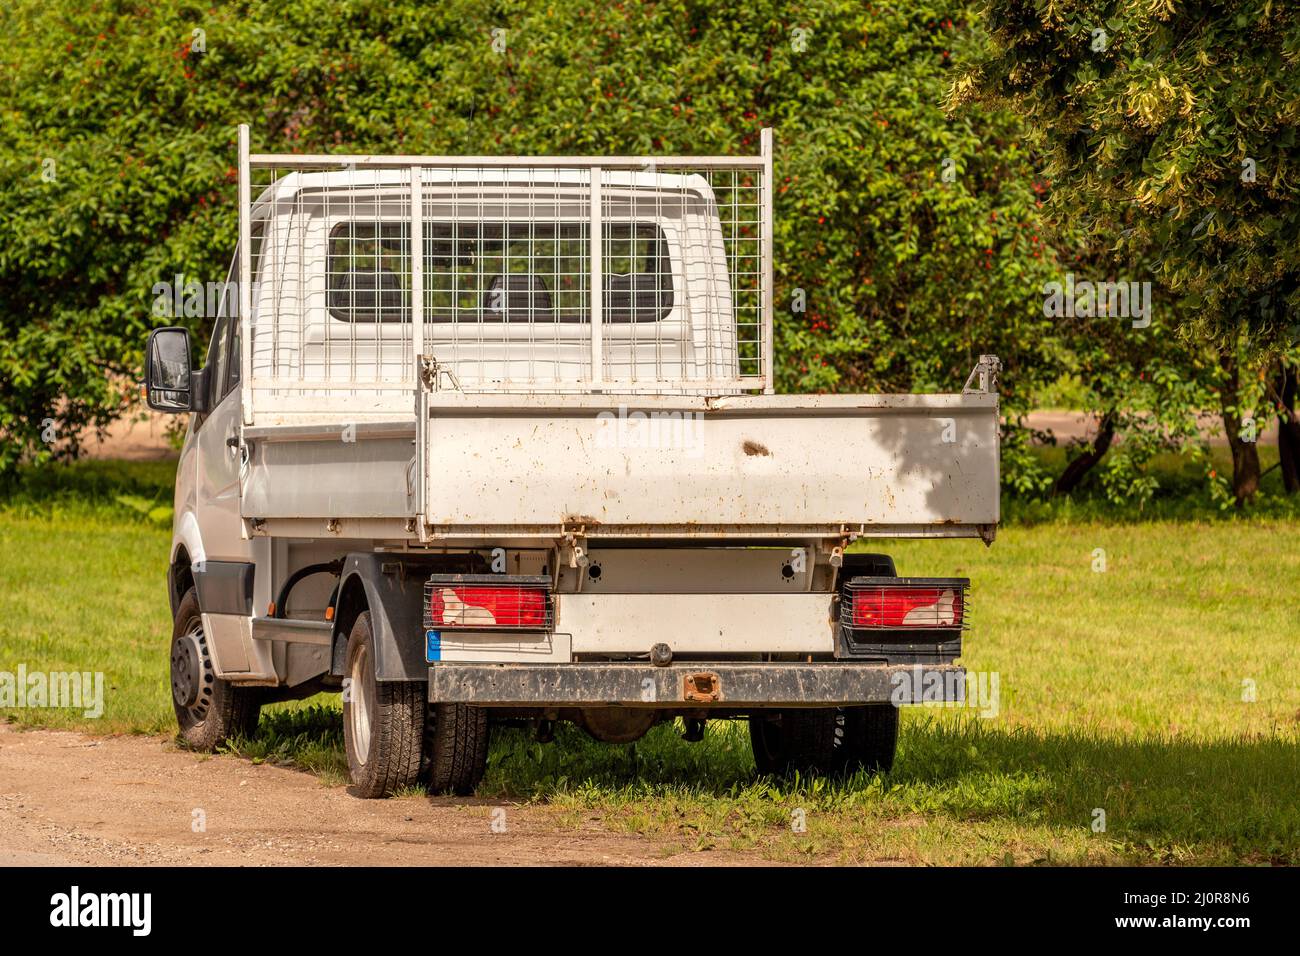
[0,724,751,867]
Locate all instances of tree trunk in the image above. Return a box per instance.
[1053,410,1118,496]
[1219,350,1261,505]
[1278,363,1300,494]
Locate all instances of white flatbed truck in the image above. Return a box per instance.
[145,127,1000,796]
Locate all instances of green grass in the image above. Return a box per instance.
[222,705,350,786]
[0,460,177,734]
[2,458,1298,864]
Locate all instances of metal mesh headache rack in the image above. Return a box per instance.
[227,126,1002,545]
[236,127,773,419]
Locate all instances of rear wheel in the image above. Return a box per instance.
[749,709,839,776]
[343,611,425,798]
[171,587,262,751]
[835,704,899,774]
[423,702,489,796]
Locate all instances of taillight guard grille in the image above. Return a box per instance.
[423,574,554,631]
[839,576,971,631]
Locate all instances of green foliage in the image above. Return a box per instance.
[0,0,1062,472]
[953,0,1300,340]
[1000,425,1055,494]
[754,6,1062,412]
[1065,321,1216,505]
[954,1,1300,502]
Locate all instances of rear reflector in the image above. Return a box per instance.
[842,577,969,630]
[423,574,552,631]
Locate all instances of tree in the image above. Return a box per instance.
[1047,319,1213,505]
[1275,354,1300,492]
[1034,231,1216,504]
[953,0,1300,502]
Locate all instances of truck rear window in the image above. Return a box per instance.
[326,221,673,324]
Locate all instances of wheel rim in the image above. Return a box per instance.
[349,644,374,765]
[171,623,212,721]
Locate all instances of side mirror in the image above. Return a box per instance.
[145,327,194,412]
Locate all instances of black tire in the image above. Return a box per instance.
[835,704,899,774]
[423,702,489,796]
[749,708,839,777]
[343,611,425,798]
[171,587,262,751]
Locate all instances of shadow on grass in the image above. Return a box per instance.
[1,458,180,527]
[890,718,1299,862]
[229,703,1298,862]
[1,458,176,504]
[222,703,348,786]
[482,716,1300,862]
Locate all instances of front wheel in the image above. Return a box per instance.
[171,587,262,751]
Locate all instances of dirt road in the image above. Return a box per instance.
[0,724,748,867]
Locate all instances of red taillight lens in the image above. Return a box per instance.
[426,584,549,630]
[848,584,964,629]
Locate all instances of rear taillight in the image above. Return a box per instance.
[423,574,552,631]
[841,577,969,630]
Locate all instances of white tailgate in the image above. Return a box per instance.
[421,392,999,538]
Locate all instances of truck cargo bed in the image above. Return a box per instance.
[239,381,999,542]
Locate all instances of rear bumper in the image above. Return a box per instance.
[427,662,965,707]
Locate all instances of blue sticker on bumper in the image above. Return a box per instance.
[425,630,441,662]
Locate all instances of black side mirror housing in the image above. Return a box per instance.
[145,327,195,413]
[190,367,210,416]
